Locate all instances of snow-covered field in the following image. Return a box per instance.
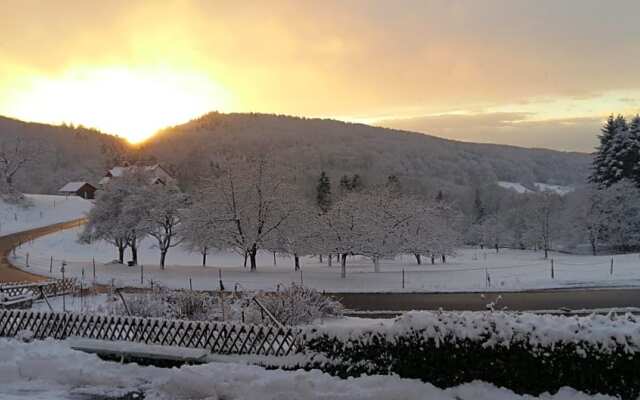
[12,226,640,292]
[0,337,615,400]
[0,194,91,236]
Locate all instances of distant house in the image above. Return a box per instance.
[99,164,176,187]
[59,182,97,200]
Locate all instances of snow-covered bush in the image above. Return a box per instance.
[279,311,640,399]
[233,284,343,326]
[111,290,173,319]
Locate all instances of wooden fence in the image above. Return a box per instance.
[0,310,299,356]
[0,279,77,299]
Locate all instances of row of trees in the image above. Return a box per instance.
[85,159,462,276]
[466,114,640,256]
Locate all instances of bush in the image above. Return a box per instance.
[231,284,343,326]
[284,311,640,399]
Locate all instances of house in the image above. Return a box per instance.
[99,164,176,187]
[58,182,97,200]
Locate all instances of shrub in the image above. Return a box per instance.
[232,284,343,326]
[283,311,640,399]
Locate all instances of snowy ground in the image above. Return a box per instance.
[11,226,640,293]
[0,194,91,236]
[0,337,615,400]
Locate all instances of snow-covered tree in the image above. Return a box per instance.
[0,138,40,199]
[194,158,293,271]
[564,186,608,255]
[526,192,563,258]
[138,185,189,269]
[268,199,321,271]
[600,180,640,251]
[590,114,640,188]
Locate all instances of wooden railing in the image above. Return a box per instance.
[0,310,299,356]
[0,279,77,299]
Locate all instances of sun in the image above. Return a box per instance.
[3,66,233,143]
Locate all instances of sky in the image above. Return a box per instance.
[1,0,639,151]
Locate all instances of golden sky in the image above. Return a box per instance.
[1,0,640,150]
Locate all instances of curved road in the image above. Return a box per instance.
[0,218,86,283]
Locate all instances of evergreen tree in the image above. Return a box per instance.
[316,171,332,213]
[590,114,637,188]
[472,188,485,223]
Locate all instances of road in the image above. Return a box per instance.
[0,218,86,283]
[331,288,640,312]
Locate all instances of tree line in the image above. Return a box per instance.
[82,159,462,276]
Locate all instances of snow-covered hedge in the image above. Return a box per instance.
[287,311,640,399]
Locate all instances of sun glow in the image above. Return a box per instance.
[2,67,233,143]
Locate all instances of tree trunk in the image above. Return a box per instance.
[431,255,435,264]
[202,249,207,267]
[160,250,167,269]
[495,243,499,253]
[131,243,138,265]
[590,239,597,256]
[340,253,347,278]
[319,254,323,263]
[373,256,380,273]
[442,254,446,264]
[414,253,422,265]
[544,247,549,260]
[249,246,258,271]
[243,252,248,268]
[117,245,125,264]
[328,254,332,267]
[294,254,300,271]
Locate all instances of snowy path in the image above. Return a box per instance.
[0,194,92,236]
[11,226,640,293]
[0,337,615,400]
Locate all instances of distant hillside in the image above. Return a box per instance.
[140,112,591,198]
[0,116,128,194]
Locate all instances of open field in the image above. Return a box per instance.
[12,226,640,293]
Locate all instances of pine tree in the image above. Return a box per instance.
[590,114,635,188]
[316,171,332,213]
[628,115,640,187]
[473,188,485,223]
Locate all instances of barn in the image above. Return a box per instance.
[58,182,97,200]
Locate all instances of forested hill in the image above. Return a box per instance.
[0,116,128,194]
[140,112,591,197]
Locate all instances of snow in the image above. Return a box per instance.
[498,181,533,194]
[58,182,89,193]
[0,337,616,399]
[497,181,574,196]
[308,311,640,354]
[0,194,92,235]
[12,226,640,293]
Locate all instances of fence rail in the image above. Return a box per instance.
[0,310,299,356]
[0,279,77,299]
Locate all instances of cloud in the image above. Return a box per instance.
[378,113,602,152]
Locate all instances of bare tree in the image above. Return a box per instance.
[0,138,40,194]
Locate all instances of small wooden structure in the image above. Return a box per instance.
[58,182,96,200]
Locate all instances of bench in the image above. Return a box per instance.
[66,337,211,367]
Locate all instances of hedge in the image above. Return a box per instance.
[276,311,640,399]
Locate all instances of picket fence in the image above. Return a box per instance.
[0,310,299,356]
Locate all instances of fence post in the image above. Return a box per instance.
[189,277,193,290]
[92,258,96,283]
[219,269,224,291]
[50,256,53,274]
[140,264,144,285]
[61,261,67,313]
[610,257,614,276]
[26,253,29,268]
[402,269,405,289]
[551,259,555,279]
[300,269,303,286]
